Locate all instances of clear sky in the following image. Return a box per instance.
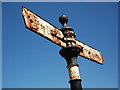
[2,2,118,88]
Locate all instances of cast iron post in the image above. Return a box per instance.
[59,15,82,90]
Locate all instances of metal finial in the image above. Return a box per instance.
[59,15,68,26]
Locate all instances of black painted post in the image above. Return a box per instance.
[59,46,82,90]
[59,15,82,90]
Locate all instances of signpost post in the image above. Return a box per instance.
[22,7,104,89]
[59,15,82,90]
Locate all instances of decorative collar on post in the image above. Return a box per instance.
[59,15,76,47]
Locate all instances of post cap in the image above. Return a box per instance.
[59,15,68,26]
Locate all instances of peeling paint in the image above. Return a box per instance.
[22,7,66,47]
[68,65,80,80]
[75,40,104,64]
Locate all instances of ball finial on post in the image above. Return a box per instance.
[59,15,68,26]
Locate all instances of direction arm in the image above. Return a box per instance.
[22,6,66,47]
[75,40,104,64]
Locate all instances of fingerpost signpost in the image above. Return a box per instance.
[22,7,104,90]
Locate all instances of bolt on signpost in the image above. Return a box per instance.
[22,7,104,90]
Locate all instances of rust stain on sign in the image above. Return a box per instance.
[22,7,66,47]
[75,40,104,64]
[22,7,104,64]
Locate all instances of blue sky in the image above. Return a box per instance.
[2,2,118,88]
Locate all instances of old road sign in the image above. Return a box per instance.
[22,7,104,64]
